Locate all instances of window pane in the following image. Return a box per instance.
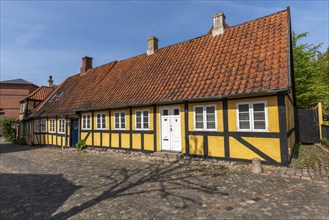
[239,112,249,120]
[196,122,204,129]
[143,122,148,129]
[239,121,250,129]
[206,113,215,122]
[206,106,215,114]
[253,103,265,112]
[195,107,203,114]
[143,111,148,117]
[136,111,141,117]
[195,114,203,122]
[136,122,141,129]
[207,121,216,129]
[254,112,265,120]
[174,109,179,115]
[163,110,168,115]
[254,121,266,129]
[238,104,249,112]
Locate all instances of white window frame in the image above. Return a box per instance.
[193,105,217,131]
[236,101,268,132]
[58,119,65,134]
[135,110,150,130]
[40,119,47,132]
[49,119,55,133]
[114,111,126,130]
[34,119,40,133]
[82,114,91,130]
[96,112,106,130]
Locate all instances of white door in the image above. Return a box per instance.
[161,106,181,151]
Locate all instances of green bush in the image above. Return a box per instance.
[76,139,87,151]
[0,117,16,142]
[13,137,27,145]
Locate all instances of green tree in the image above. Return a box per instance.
[293,32,328,109]
[0,117,16,142]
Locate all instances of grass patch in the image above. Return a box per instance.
[290,144,329,169]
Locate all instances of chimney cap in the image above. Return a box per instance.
[82,56,93,60]
[213,12,226,19]
[148,36,158,41]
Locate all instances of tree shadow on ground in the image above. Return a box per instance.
[50,159,229,219]
[0,143,45,154]
[0,173,81,219]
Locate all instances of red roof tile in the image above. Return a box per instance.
[23,86,55,102]
[33,9,290,117]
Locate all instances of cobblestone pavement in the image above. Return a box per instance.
[1,144,328,219]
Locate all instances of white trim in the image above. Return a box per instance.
[236,101,268,132]
[34,119,40,133]
[58,119,66,134]
[81,114,91,130]
[135,109,150,130]
[114,111,126,130]
[159,105,181,152]
[95,112,106,130]
[193,105,217,131]
[49,119,55,133]
[40,119,47,132]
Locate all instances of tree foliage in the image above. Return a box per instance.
[293,32,329,109]
[0,117,16,142]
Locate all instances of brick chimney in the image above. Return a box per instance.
[80,56,93,75]
[147,36,158,55]
[48,75,54,87]
[212,12,227,36]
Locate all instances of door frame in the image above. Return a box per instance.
[70,118,80,147]
[159,105,182,152]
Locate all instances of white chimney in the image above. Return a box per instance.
[212,12,227,36]
[48,75,54,87]
[147,36,158,55]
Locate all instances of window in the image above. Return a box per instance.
[237,101,267,131]
[49,119,55,133]
[58,91,65,99]
[194,105,216,130]
[136,110,149,130]
[58,119,65,134]
[115,112,126,130]
[96,113,106,129]
[82,114,91,129]
[40,119,46,132]
[34,120,40,133]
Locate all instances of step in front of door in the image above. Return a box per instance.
[153,151,183,161]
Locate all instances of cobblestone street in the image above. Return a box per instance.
[1,144,328,219]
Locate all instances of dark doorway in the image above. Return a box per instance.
[298,108,320,143]
[70,119,79,147]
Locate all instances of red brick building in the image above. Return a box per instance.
[0,79,39,119]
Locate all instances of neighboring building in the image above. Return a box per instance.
[18,76,55,142]
[0,79,38,118]
[22,8,296,165]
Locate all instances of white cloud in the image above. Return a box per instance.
[14,25,46,46]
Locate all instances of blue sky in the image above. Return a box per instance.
[1,0,328,86]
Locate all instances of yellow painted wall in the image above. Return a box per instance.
[189,135,204,155]
[121,133,130,149]
[94,133,101,146]
[188,101,223,132]
[132,134,142,150]
[208,136,225,157]
[103,133,110,147]
[144,134,154,151]
[229,137,265,161]
[227,96,279,132]
[81,132,92,146]
[242,137,281,162]
[112,133,119,148]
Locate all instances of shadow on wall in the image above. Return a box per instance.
[0,173,81,219]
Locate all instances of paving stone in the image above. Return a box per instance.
[0,143,328,219]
